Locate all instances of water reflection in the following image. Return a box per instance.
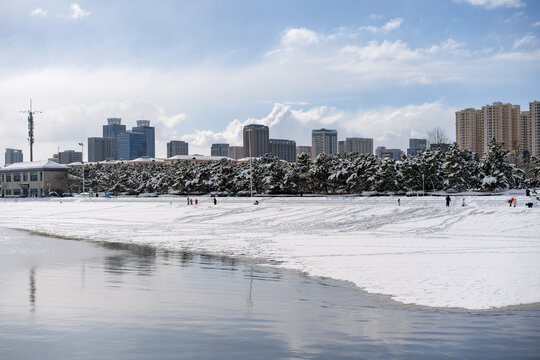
[0,229,539,360]
[29,267,36,312]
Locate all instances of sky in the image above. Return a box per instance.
[0,0,538,160]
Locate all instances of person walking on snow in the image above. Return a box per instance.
[213,197,217,205]
[397,198,400,206]
[187,196,190,205]
[462,198,465,207]
[445,195,451,207]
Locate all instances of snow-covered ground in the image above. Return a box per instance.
[1,194,539,310]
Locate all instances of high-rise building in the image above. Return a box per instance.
[57,150,82,164]
[407,138,427,156]
[296,146,312,159]
[228,146,244,160]
[211,143,229,157]
[117,132,147,160]
[88,137,114,162]
[269,139,296,162]
[530,100,540,157]
[102,118,126,159]
[5,148,23,166]
[456,108,484,155]
[312,129,338,158]
[132,120,155,158]
[376,146,402,161]
[456,102,532,157]
[338,141,345,154]
[243,124,269,158]
[344,137,373,155]
[167,140,189,157]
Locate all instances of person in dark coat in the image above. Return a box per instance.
[213,197,217,205]
[445,195,451,207]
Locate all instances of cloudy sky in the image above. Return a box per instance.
[0,0,538,159]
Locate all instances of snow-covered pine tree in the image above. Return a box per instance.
[442,143,476,191]
[480,138,518,191]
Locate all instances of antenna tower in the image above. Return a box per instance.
[20,99,41,162]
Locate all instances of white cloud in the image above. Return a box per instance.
[360,17,404,33]
[281,28,319,46]
[513,35,535,48]
[31,7,48,16]
[455,0,525,9]
[532,21,540,27]
[70,3,90,19]
[382,18,404,32]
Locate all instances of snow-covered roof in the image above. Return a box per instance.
[1,160,69,172]
[165,155,233,162]
[236,157,259,162]
[127,157,165,163]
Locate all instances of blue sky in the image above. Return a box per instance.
[0,0,538,158]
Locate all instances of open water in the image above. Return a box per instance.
[0,228,539,359]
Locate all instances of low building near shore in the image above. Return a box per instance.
[0,160,69,197]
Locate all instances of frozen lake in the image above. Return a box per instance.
[1,228,539,359]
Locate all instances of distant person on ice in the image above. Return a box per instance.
[397,198,400,206]
[462,198,465,207]
[187,196,190,205]
[213,197,217,205]
[445,195,451,207]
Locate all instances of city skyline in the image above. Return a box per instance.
[0,0,538,159]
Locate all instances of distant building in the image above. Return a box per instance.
[338,141,345,154]
[88,137,114,162]
[243,124,269,158]
[228,146,244,160]
[211,143,229,157]
[269,139,296,162]
[117,132,147,160]
[132,120,155,158]
[0,160,69,197]
[102,118,126,159]
[376,146,402,161]
[58,150,82,164]
[5,148,23,166]
[407,138,427,156]
[296,146,312,159]
[344,137,373,155]
[530,100,540,157]
[312,129,338,158]
[167,140,189,157]
[429,143,451,151]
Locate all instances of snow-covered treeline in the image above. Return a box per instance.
[70,140,540,195]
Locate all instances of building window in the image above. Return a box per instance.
[14,189,20,196]
[13,173,20,182]
[30,171,38,181]
[5,189,11,196]
[6,173,11,182]
[30,189,38,197]
[23,172,28,181]
[40,172,43,181]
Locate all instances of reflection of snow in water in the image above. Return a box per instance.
[1,195,539,309]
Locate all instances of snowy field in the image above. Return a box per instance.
[1,194,539,310]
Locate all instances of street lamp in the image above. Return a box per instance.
[78,142,85,194]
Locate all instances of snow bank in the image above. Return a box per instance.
[1,195,539,310]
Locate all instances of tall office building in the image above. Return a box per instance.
[228,146,244,160]
[312,129,338,158]
[58,150,82,164]
[530,100,540,157]
[456,102,532,157]
[407,138,427,156]
[167,140,189,157]
[243,124,269,158]
[296,146,312,159]
[5,148,23,165]
[338,141,345,154]
[117,132,147,160]
[211,143,229,157]
[88,137,114,162]
[344,137,373,155]
[269,139,296,162]
[102,118,126,159]
[376,146,402,161]
[132,120,155,158]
